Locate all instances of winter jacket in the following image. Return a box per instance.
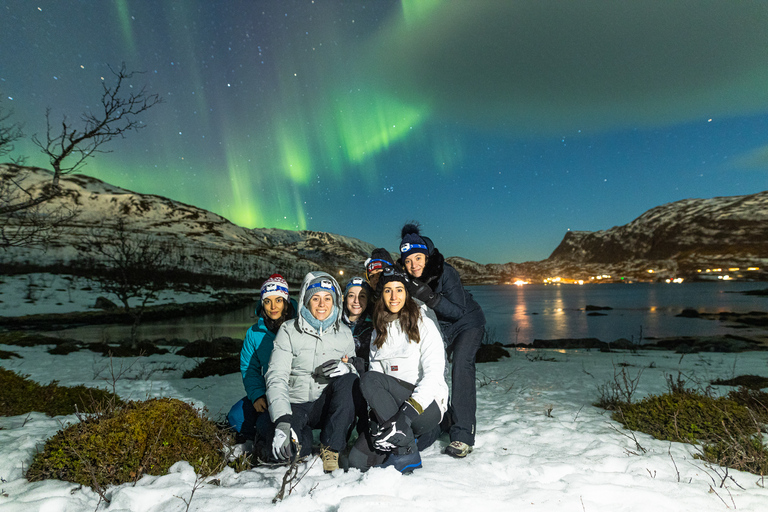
[266,271,356,422]
[240,317,276,403]
[400,247,485,344]
[342,312,373,363]
[369,303,449,417]
[240,299,297,403]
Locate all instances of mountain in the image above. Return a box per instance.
[0,165,375,285]
[3,165,766,287]
[451,191,768,284]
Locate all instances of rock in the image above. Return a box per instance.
[94,296,118,310]
[532,338,608,350]
[585,305,613,311]
[677,308,700,318]
[182,356,240,379]
[475,343,510,363]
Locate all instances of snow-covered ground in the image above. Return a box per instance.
[2,344,768,511]
[0,273,245,317]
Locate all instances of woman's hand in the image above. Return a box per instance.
[252,396,268,413]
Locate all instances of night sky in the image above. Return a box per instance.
[2,1,768,264]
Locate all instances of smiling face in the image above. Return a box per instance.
[404,253,427,278]
[382,281,407,314]
[345,287,368,321]
[262,296,285,320]
[308,291,334,321]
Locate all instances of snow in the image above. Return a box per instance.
[2,344,768,511]
[0,273,225,317]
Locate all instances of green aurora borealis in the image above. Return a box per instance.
[2,1,768,263]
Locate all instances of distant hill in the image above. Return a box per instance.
[452,191,768,284]
[1,165,375,285]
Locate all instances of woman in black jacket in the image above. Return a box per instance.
[397,223,486,458]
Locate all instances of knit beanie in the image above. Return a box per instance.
[304,275,338,307]
[377,265,408,291]
[399,224,430,260]
[344,276,371,297]
[260,274,289,301]
[364,248,393,276]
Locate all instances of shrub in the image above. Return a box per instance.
[614,391,757,443]
[726,386,768,425]
[605,388,768,475]
[0,368,122,417]
[27,398,227,488]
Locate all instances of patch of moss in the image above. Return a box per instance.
[0,368,121,417]
[27,398,227,488]
[614,391,757,443]
[182,356,239,379]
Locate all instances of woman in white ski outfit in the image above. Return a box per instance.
[348,266,448,473]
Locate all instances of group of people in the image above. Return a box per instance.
[226,223,486,474]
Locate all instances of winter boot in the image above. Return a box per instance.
[376,442,422,474]
[320,445,340,473]
[445,440,473,458]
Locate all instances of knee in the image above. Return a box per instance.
[360,370,385,399]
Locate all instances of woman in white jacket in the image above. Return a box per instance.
[348,266,448,473]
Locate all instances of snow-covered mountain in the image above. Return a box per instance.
[549,191,768,264]
[3,165,766,285]
[0,165,375,284]
[450,191,768,284]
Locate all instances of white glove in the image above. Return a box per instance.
[272,421,298,460]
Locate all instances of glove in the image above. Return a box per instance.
[372,400,420,451]
[316,358,355,378]
[272,421,298,460]
[404,276,441,308]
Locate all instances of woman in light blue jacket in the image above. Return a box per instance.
[227,274,295,448]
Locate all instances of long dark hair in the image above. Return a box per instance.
[262,298,295,333]
[372,288,421,348]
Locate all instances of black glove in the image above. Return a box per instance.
[404,276,441,308]
[372,400,420,451]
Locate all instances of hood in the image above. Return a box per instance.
[296,271,344,335]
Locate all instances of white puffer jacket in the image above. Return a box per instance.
[266,271,355,422]
[369,304,449,417]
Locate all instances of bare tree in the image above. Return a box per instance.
[0,104,24,162]
[77,215,179,342]
[0,63,161,249]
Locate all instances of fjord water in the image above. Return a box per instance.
[471,282,768,345]
[54,282,767,344]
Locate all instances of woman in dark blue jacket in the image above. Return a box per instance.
[397,223,485,458]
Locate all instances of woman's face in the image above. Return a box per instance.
[345,287,368,319]
[368,269,382,290]
[262,296,285,320]
[308,291,334,321]
[404,253,427,278]
[382,282,406,314]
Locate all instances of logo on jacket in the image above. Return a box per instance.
[391,365,398,371]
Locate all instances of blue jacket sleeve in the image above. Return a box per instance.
[431,265,470,322]
[240,321,275,402]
